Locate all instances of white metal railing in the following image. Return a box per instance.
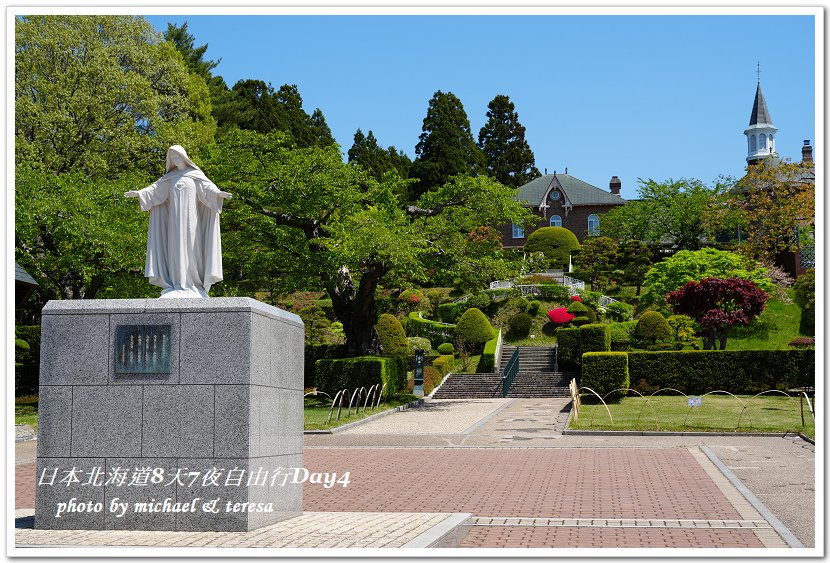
[515,285,541,296]
[598,295,621,307]
[493,329,503,374]
[489,279,514,290]
[563,275,585,291]
[417,311,455,327]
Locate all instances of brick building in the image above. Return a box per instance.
[501,172,625,248]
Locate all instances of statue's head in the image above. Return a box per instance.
[165,145,199,173]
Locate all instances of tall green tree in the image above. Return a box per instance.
[15,169,151,300]
[348,129,411,182]
[409,91,484,200]
[618,240,654,296]
[477,94,540,187]
[163,21,220,80]
[208,129,534,356]
[573,236,618,291]
[731,159,815,264]
[599,178,737,250]
[16,15,216,178]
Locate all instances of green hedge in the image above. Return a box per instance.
[407,312,455,348]
[537,284,571,302]
[477,334,499,373]
[15,325,41,394]
[437,293,490,323]
[304,344,346,389]
[556,327,581,367]
[432,354,456,378]
[315,356,405,395]
[579,324,610,353]
[627,350,815,394]
[581,352,630,398]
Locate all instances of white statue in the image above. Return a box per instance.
[125,145,232,298]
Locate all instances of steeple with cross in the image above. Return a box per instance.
[744,64,777,165]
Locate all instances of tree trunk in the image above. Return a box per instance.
[326,264,386,357]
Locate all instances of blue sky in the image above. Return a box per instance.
[145,14,816,200]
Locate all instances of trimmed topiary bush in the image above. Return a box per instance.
[509,312,533,338]
[454,308,495,348]
[376,314,410,348]
[581,352,630,398]
[579,323,611,353]
[437,342,455,355]
[407,311,455,348]
[514,297,529,312]
[634,311,672,344]
[528,300,542,316]
[524,226,581,269]
[556,326,581,366]
[605,301,634,321]
[566,300,595,323]
[572,316,591,327]
[432,354,456,377]
[407,337,432,353]
[547,307,575,325]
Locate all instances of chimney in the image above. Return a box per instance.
[802,140,813,164]
[609,175,622,197]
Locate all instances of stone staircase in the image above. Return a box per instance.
[500,346,575,398]
[432,373,502,399]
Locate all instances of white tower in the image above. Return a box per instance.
[744,75,778,165]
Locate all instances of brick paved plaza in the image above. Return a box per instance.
[14,398,814,551]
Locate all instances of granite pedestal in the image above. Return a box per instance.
[34,298,305,532]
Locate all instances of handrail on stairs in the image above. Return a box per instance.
[501,347,520,397]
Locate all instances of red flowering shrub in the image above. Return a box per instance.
[547,308,575,324]
[667,277,769,350]
[788,337,815,348]
[570,295,582,302]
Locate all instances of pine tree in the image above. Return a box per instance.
[163,21,221,80]
[348,129,411,182]
[478,94,540,188]
[409,91,484,200]
[310,108,335,147]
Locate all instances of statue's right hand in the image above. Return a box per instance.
[124,190,139,198]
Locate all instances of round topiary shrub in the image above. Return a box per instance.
[407,337,432,353]
[634,311,672,344]
[437,342,455,355]
[509,312,533,338]
[572,316,591,327]
[523,227,581,269]
[528,300,541,316]
[567,300,596,323]
[375,314,411,357]
[454,308,495,347]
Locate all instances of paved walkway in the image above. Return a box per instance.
[14,398,815,550]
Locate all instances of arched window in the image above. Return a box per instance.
[750,135,757,152]
[587,214,600,236]
[759,133,767,151]
[512,223,525,239]
[549,215,562,227]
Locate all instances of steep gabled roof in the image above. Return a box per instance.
[15,262,38,287]
[749,82,774,126]
[515,173,625,206]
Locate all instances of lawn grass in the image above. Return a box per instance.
[15,395,39,430]
[304,394,418,430]
[569,394,815,437]
[727,293,805,350]
[455,354,481,374]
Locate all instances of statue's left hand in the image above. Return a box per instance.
[218,191,232,199]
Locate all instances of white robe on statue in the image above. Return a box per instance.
[135,147,226,298]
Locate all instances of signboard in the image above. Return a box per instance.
[413,350,425,397]
[688,396,702,407]
[115,324,172,374]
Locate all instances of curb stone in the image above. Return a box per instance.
[304,397,428,435]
